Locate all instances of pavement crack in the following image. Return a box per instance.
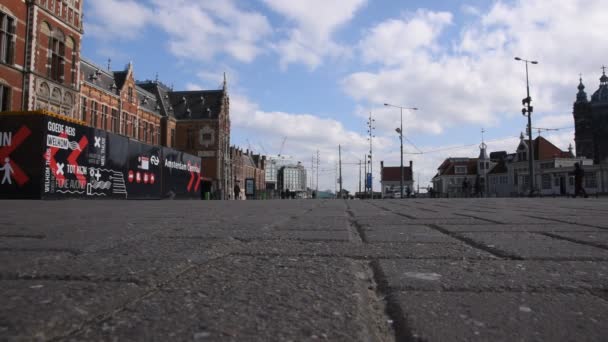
[539,232,608,251]
[0,272,145,285]
[369,260,420,342]
[426,224,524,260]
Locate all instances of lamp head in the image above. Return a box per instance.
[531,61,539,64]
[515,57,522,61]
[395,128,401,134]
[384,103,389,106]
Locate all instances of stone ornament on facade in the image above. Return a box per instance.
[199,125,215,147]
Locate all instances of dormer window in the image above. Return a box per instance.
[455,166,467,174]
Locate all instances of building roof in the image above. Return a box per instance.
[136,80,173,117]
[80,58,118,94]
[436,158,478,176]
[135,86,161,115]
[381,166,413,182]
[532,136,574,160]
[167,90,225,120]
[488,159,508,174]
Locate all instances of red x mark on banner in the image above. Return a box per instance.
[0,125,32,186]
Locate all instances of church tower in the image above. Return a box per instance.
[590,67,608,163]
[573,76,593,159]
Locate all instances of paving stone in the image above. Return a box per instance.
[362,226,459,243]
[392,292,608,342]
[0,280,145,341]
[378,259,608,291]
[73,257,380,342]
[460,232,608,259]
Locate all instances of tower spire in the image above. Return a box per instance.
[223,72,227,90]
[576,73,588,103]
[601,65,608,85]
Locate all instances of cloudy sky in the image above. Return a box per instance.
[82,0,608,193]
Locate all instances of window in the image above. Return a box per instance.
[554,177,559,187]
[128,87,133,103]
[143,121,148,142]
[132,117,138,138]
[170,128,175,147]
[101,105,107,130]
[120,112,126,135]
[111,109,118,133]
[542,174,551,189]
[0,12,15,65]
[80,96,86,121]
[49,34,65,82]
[455,166,467,174]
[187,128,195,148]
[90,101,97,127]
[0,84,10,111]
[585,172,597,188]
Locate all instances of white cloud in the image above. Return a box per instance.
[343,0,608,138]
[86,0,153,40]
[360,10,453,66]
[152,0,272,63]
[262,0,367,69]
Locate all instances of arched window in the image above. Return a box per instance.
[48,30,65,83]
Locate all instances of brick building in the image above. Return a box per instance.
[137,79,233,199]
[79,59,162,145]
[1,0,83,115]
[230,147,265,199]
[379,160,414,198]
[1,0,237,199]
[573,72,608,164]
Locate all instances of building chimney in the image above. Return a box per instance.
[409,160,413,169]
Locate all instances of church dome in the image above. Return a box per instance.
[591,69,608,103]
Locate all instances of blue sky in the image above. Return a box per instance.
[82,0,608,192]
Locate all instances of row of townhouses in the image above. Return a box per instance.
[0,0,271,199]
[433,72,608,197]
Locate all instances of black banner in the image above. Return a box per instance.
[0,115,45,199]
[42,117,90,199]
[161,147,202,199]
[125,140,162,199]
[84,129,129,199]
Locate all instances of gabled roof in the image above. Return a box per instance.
[381,166,413,182]
[533,136,574,160]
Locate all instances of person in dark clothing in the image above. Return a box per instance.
[234,183,241,200]
[405,186,411,198]
[474,175,482,197]
[462,177,470,197]
[572,163,588,198]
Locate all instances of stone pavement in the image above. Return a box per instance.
[1,198,608,341]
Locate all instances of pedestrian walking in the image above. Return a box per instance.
[462,177,470,197]
[572,163,588,198]
[234,183,241,200]
[474,175,481,197]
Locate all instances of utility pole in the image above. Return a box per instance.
[358,159,362,194]
[338,145,343,198]
[364,154,367,194]
[515,57,539,197]
[316,150,320,194]
[367,112,375,199]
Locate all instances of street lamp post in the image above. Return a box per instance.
[385,103,418,198]
[515,57,539,196]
